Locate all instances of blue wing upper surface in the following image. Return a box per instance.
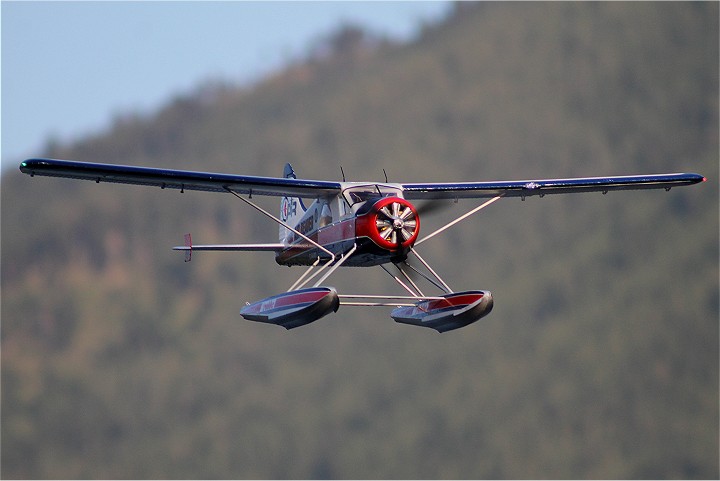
[399,173,706,200]
[20,158,342,198]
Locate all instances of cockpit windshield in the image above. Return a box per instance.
[342,185,403,208]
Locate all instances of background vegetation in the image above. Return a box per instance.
[2,2,718,478]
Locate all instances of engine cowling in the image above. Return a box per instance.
[356,197,420,251]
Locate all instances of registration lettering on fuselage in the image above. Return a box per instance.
[280,197,297,222]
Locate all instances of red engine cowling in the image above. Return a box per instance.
[356,197,420,251]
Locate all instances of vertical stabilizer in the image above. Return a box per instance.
[279,163,305,243]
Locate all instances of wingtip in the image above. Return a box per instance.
[19,160,34,175]
[686,173,706,184]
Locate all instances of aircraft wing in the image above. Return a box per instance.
[19,158,342,198]
[400,173,705,200]
[21,159,704,200]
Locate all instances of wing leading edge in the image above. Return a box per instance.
[19,158,342,198]
[400,173,705,200]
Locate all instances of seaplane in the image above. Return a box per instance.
[20,158,705,332]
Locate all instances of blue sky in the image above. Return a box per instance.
[1,1,450,171]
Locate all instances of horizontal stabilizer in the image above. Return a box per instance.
[173,244,285,251]
[173,233,284,262]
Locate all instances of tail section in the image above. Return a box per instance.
[279,163,306,243]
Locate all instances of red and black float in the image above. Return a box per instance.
[391,290,494,333]
[240,287,339,330]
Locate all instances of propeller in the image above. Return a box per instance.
[414,199,454,217]
[375,200,418,246]
[364,197,420,250]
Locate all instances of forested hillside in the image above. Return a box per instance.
[2,3,718,478]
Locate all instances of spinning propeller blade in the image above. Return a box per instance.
[414,199,453,216]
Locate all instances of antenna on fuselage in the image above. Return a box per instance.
[383,169,388,183]
[340,166,346,182]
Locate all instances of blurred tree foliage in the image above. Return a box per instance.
[2,2,718,478]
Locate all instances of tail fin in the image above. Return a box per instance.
[279,163,305,243]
